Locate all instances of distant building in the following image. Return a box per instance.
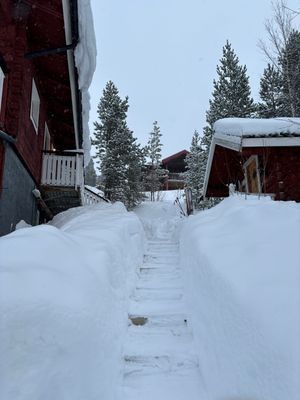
[203,118,300,201]
[162,150,189,190]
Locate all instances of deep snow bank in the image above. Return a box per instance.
[0,203,144,400]
[181,196,300,400]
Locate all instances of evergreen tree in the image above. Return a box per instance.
[84,158,97,186]
[122,130,146,209]
[279,30,300,116]
[93,81,143,208]
[207,41,254,125]
[185,130,206,208]
[145,121,165,201]
[258,63,285,117]
[200,41,254,208]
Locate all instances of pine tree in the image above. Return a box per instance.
[145,121,165,201]
[279,30,300,116]
[93,81,129,201]
[185,130,206,208]
[84,158,97,186]
[93,81,144,208]
[200,41,254,208]
[258,63,285,117]
[207,41,254,126]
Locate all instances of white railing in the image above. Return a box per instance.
[41,152,84,188]
[83,187,106,205]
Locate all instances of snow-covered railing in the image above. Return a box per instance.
[41,151,84,189]
[83,186,108,205]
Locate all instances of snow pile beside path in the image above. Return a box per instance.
[0,202,144,400]
[181,196,300,400]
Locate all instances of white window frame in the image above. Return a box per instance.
[0,66,4,114]
[30,78,40,133]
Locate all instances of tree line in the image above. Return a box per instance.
[90,81,164,209]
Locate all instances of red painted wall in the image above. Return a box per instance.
[0,3,47,184]
[243,147,300,202]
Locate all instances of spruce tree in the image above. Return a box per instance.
[145,121,165,201]
[279,30,300,116]
[200,41,254,207]
[84,158,97,187]
[185,130,206,208]
[93,81,144,208]
[258,63,285,117]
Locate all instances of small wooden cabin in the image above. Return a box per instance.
[162,150,189,190]
[203,118,300,201]
[0,0,99,236]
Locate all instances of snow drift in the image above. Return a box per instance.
[0,203,144,400]
[181,195,300,400]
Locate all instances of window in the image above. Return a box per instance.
[0,66,4,113]
[30,78,40,133]
[43,123,52,151]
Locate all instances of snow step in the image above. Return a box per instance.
[129,298,186,316]
[139,266,180,276]
[143,254,179,264]
[125,327,194,354]
[132,287,183,302]
[128,313,188,328]
[123,354,199,377]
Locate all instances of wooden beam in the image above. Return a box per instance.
[25,43,75,59]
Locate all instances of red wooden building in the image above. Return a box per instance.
[162,150,189,190]
[0,0,96,236]
[203,118,300,201]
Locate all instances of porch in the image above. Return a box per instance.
[40,151,105,218]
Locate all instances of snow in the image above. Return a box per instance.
[1,195,299,400]
[74,0,97,165]
[117,200,205,400]
[181,195,300,400]
[214,117,300,138]
[84,184,105,198]
[0,202,144,400]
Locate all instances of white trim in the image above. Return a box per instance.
[242,136,300,147]
[30,78,40,133]
[243,155,262,194]
[0,66,4,113]
[203,138,216,198]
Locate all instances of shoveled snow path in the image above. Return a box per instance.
[118,231,205,399]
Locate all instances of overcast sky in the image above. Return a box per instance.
[89,0,300,158]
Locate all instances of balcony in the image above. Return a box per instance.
[41,150,84,189]
[167,172,185,182]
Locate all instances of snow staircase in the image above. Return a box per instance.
[119,238,204,400]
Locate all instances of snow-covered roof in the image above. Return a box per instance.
[203,117,300,198]
[75,0,97,165]
[214,117,300,139]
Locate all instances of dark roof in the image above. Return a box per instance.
[162,150,189,165]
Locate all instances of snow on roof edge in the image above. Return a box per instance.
[214,117,300,139]
[74,0,97,166]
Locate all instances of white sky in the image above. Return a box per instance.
[89,0,300,158]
